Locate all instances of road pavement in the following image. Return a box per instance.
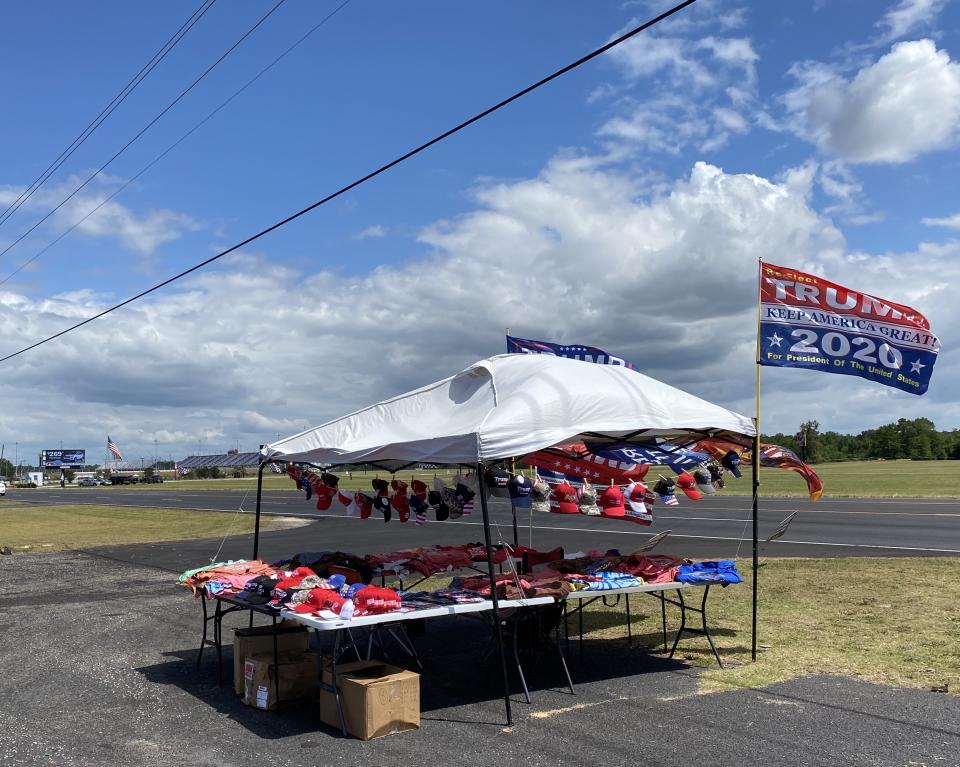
[11,486,960,573]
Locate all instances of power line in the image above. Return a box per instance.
[0,0,353,289]
[0,0,697,366]
[0,0,287,264]
[0,0,217,230]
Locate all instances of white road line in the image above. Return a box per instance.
[647,505,960,518]
[270,513,960,553]
[12,498,957,553]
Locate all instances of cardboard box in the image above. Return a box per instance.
[319,660,420,740]
[233,622,309,695]
[243,651,318,710]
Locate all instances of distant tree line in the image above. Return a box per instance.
[764,418,960,463]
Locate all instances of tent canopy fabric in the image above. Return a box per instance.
[261,354,756,466]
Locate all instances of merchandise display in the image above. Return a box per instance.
[179,547,740,620]
[182,355,774,734]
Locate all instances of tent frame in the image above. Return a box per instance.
[252,454,516,724]
[249,429,760,726]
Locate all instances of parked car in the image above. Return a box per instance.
[142,474,164,483]
[78,477,98,487]
[95,477,110,485]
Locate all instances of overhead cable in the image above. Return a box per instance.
[0,0,697,365]
[0,0,353,289]
[0,0,288,263]
[0,0,217,229]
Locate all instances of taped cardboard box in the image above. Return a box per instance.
[243,651,317,710]
[319,660,420,740]
[233,622,309,695]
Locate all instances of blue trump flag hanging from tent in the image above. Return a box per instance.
[758,262,939,395]
[506,335,635,368]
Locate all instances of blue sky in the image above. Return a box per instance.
[0,0,958,464]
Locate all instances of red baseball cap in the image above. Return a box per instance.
[676,471,703,500]
[411,479,428,501]
[625,482,653,525]
[551,482,580,514]
[312,480,336,510]
[598,485,625,518]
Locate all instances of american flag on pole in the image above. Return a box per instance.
[106,436,122,461]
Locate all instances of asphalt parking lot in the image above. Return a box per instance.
[2,546,959,767]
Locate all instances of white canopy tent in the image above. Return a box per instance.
[252,354,759,726]
[260,354,756,465]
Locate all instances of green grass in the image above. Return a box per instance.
[0,503,279,552]
[580,557,960,695]
[35,469,465,494]
[718,459,960,498]
[28,460,960,499]
[36,460,960,498]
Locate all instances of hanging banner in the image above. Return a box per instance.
[588,443,710,474]
[758,262,939,395]
[506,335,635,368]
[521,446,648,485]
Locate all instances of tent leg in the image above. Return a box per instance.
[253,459,265,561]
[751,433,759,662]
[478,460,513,726]
[511,504,518,548]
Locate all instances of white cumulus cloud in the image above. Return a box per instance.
[877,0,947,43]
[922,212,960,229]
[355,224,387,239]
[0,175,202,258]
[782,39,960,164]
[597,11,759,155]
[2,155,957,461]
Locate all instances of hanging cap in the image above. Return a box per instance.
[598,485,625,518]
[508,473,533,508]
[676,471,703,500]
[484,468,511,498]
[721,450,743,478]
[550,482,579,514]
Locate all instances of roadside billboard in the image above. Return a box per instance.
[41,449,86,468]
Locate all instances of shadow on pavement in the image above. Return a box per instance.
[136,616,696,738]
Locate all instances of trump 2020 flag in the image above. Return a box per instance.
[759,262,939,395]
[506,335,634,368]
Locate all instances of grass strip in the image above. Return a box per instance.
[579,557,959,695]
[0,503,276,552]
[34,460,960,498]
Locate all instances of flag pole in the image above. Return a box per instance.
[752,259,762,662]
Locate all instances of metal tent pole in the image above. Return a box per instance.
[477,460,513,726]
[751,433,759,662]
[253,457,265,561]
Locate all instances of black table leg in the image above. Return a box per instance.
[625,594,632,644]
[214,599,223,684]
[196,598,209,668]
[271,613,280,709]
[660,592,668,651]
